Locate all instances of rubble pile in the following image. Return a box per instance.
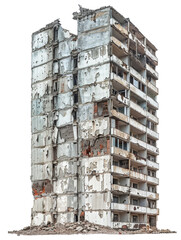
[8,221,117,235]
[8,221,176,236]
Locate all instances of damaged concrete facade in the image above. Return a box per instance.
[31,6,159,230]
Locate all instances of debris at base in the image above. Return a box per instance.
[8,221,176,236]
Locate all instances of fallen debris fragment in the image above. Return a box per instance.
[8,221,176,236]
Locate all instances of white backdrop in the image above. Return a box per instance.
[0,0,180,239]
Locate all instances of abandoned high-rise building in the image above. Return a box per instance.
[31,6,159,229]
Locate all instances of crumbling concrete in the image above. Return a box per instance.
[9,221,176,236]
[30,5,160,230]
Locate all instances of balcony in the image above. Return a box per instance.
[112,184,129,194]
[130,52,145,72]
[130,84,146,101]
[111,19,128,37]
[147,81,159,95]
[147,143,159,155]
[147,208,159,215]
[147,175,159,185]
[111,203,158,215]
[146,64,158,79]
[111,36,128,54]
[130,188,147,198]
[130,118,146,133]
[116,94,129,106]
[146,48,158,64]
[111,203,129,211]
[147,128,159,140]
[111,55,128,72]
[146,159,159,170]
[147,191,159,200]
[130,101,146,118]
[129,34,145,51]
[147,95,159,110]
[111,165,129,177]
[111,109,129,123]
[147,111,159,124]
[130,136,147,150]
[111,128,130,141]
[111,73,129,89]
[130,171,147,182]
[131,154,146,166]
[130,67,146,85]
[111,147,130,159]
[129,204,147,214]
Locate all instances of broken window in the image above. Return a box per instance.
[113,196,119,203]
[72,109,77,121]
[118,68,123,78]
[134,78,139,88]
[73,92,78,104]
[74,214,78,222]
[73,56,78,68]
[112,64,116,74]
[53,146,57,161]
[113,138,127,151]
[111,119,116,128]
[53,96,58,109]
[113,160,119,166]
[152,171,156,177]
[130,75,133,84]
[148,185,156,193]
[113,178,118,185]
[73,74,78,86]
[113,214,119,222]
[148,200,156,209]
[112,88,117,96]
[118,107,124,114]
[133,183,138,189]
[119,160,129,169]
[53,26,58,41]
[133,199,138,205]
[133,215,138,223]
[53,46,58,59]
[53,81,58,92]
[123,141,127,151]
